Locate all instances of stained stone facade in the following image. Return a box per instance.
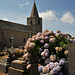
[0,2,42,49]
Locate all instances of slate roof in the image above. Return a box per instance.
[0,20,35,32]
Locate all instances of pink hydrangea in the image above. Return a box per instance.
[50,54,56,62]
[40,35,44,39]
[42,56,46,59]
[56,30,61,33]
[44,43,49,48]
[44,49,49,53]
[41,52,45,56]
[35,37,40,40]
[45,53,49,57]
[38,66,44,72]
[49,38,55,42]
[37,32,41,37]
[27,38,34,42]
[40,40,44,44]
[45,36,49,39]
[28,43,35,48]
[26,64,31,70]
[39,48,43,51]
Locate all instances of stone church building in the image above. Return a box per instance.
[0,2,42,49]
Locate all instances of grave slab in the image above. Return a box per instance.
[11,60,27,70]
[0,60,11,73]
[2,56,13,63]
[8,67,26,75]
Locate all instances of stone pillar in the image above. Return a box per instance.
[30,63,40,75]
[68,42,75,75]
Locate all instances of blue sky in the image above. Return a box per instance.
[0,0,75,36]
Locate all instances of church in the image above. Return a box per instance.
[0,2,42,49]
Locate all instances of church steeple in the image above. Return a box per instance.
[27,1,42,27]
[30,2,39,17]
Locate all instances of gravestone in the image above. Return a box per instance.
[68,42,75,75]
[0,58,11,73]
[8,60,27,75]
[0,48,17,73]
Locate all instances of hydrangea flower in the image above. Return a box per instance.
[42,66,50,74]
[54,62,59,67]
[45,36,49,39]
[48,30,54,35]
[42,56,46,59]
[61,58,66,61]
[26,52,31,58]
[45,53,49,57]
[38,66,44,72]
[44,43,49,48]
[59,59,65,65]
[27,38,34,42]
[40,40,44,44]
[37,32,41,37]
[24,49,27,52]
[70,39,73,42]
[28,43,35,48]
[49,62,55,69]
[50,70,54,75]
[23,29,74,74]
[44,49,49,53]
[42,29,49,33]
[26,64,31,70]
[56,30,61,33]
[45,58,50,64]
[64,50,68,55]
[35,37,40,40]
[50,54,56,62]
[55,47,62,51]
[39,48,43,51]
[53,66,61,74]
[49,38,55,42]
[41,52,45,56]
[23,54,27,58]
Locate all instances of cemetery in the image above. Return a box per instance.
[0,1,75,75]
[0,29,75,75]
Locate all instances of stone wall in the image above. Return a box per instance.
[68,42,75,75]
[2,29,30,48]
[0,19,42,49]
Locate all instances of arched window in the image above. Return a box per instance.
[10,38,11,43]
[38,20,40,25]
[24,38,26,43]
[30,21,32,25]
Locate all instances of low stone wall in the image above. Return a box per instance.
[68,42,75,75]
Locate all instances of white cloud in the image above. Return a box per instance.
[19,2,29,8]
[39,10,58,21]
[3,16,8,21]
[60,12,75,24]
[25,2,29,6]
[19,4,25,7]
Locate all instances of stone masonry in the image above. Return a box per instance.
[0,2,42,49]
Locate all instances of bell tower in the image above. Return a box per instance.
[27,2,42,26]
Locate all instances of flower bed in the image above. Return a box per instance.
[23,29,75,75]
